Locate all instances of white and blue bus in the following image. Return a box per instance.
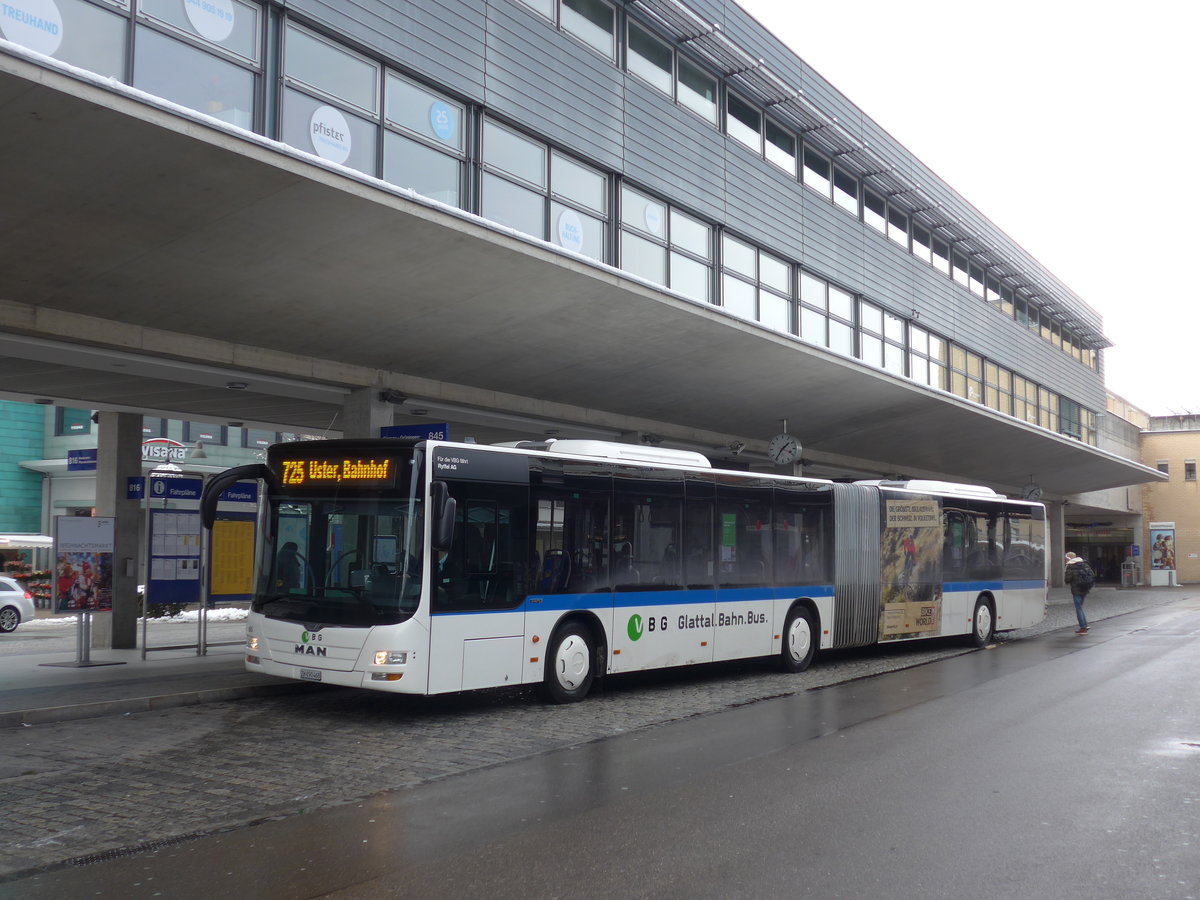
[200,437,1046,703]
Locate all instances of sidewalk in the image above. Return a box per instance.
[0,586,1190,729]
[0,610,314,728]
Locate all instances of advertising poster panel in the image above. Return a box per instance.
[880,498,943,640]
[54,516,116,612]
[1149,525,1176,570]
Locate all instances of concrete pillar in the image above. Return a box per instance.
[343,387,394,439]
[93,411,143,649]
[1047,500,1066,588]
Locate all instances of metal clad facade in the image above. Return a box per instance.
[276,0,1104,421]
[831,483,881,648]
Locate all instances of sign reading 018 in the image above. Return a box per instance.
[280,458,395,487]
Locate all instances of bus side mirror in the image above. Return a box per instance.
[430,481,456,551]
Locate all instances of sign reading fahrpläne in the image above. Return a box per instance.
[280,458,395,487]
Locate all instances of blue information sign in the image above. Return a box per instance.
[219,482,258,504]
[149,476,204,501]
[67,449,97,471]
[380,423,451,441]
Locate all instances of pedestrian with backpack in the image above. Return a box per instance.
[1064,552,1094,634]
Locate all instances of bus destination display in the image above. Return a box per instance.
[280,457,397,488]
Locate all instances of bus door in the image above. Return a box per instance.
[610,471,712,671]
[524,474,613,683]
[713,479,774,661]
[427,483,529,694]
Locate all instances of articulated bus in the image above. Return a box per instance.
[200,437,1047,703]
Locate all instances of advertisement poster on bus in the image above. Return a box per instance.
[879,498,942,640]
[54,516,116,612]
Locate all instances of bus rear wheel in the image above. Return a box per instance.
[781,606,816,673]
[543,622,595,703]
[969,596,995,648]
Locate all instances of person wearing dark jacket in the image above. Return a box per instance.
[1064,551,1093,634]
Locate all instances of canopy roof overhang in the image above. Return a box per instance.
[0,51,1161,498]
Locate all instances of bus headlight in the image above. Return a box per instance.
[248,636,260,651]
[374,650,408,666]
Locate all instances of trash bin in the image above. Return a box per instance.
[1121,560,1140,587]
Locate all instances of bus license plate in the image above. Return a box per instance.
[299,668,323,682]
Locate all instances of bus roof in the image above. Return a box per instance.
[859,479,1001,498]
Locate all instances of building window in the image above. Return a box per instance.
[798,272,853,356]
[863,189,885,233]
[931,236,950,275]
[142,417,167,438]
[968,261,985,297]
[677,57,717,124]
[999,283,1016,317]
[1187,461,1197,482]
[561,0,615,59]
[134,0,262,131]
[726,93,761,152]
[984,362,1013,416]
[1082,408,1097,446]
[550,151,609,261]
[1011,375,1039,425]
[1059,398,1082,440]
[720,237,793,334]
[0,0,128,79]
[243,428,278,449]
[911,222,932,264]
[908,326,947,390]
[1157,460,1170,476]
[382,73,465,208]
[627,21,672,95]
[184,422,228,445]
[480,121,608,260]
[765,120,796,174]
[833,167,858,215]
[802,147,831,199]
[281,24,380,176]
[949,346,983,404]
[56,408,92,436]
[1038,387,1058,432]
[886,205,908,248]
[951,249,970,288]
[620,187,711,302]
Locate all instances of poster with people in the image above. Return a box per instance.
[880,498,943,640]
[1150,528,1176,571]
[54,516,116,612]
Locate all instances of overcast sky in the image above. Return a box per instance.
[734,0,1197,417]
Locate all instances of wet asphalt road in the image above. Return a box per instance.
[3,590,1198,898]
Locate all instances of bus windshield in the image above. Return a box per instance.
[257,492,425,627]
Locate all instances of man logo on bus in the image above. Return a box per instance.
[627,614,644,642]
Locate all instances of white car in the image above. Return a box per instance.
[0,575,36,633]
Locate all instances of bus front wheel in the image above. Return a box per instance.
[781,606,816,673]
[544,622,595,703]
[969,597,995,648]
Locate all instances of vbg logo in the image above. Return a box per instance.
[626,614,643,642]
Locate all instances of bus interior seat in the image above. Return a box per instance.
[540,549,572,593]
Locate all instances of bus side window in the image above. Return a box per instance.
[436,485,527,612]
[683,486,714,589]
[943,510,965,576]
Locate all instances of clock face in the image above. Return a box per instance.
[768,433,801,465]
